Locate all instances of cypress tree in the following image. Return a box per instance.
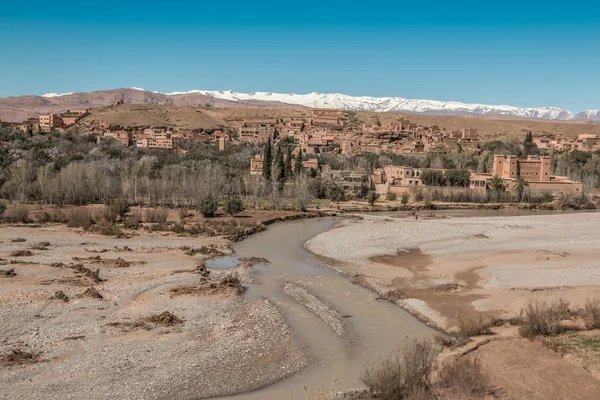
[275,145,285,184]
[285,146,293,180]
[524,130,533,145]
[294,148,303,177]
[262,137,272,180]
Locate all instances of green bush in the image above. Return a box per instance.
[368,190,379,206]
[401,192,409,206]
[387,192,397,201]
[225,196,245,217]
[199,196,218,218]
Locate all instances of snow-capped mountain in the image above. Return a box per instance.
[161,90,597,122]
[35,88,599,122]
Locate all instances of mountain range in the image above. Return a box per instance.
[1,88,598,123]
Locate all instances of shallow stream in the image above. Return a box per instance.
[215,217,437,399]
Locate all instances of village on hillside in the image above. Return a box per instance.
[0,105,591,199]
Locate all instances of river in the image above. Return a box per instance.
[209,217,437,399]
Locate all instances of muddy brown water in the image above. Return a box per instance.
[212,217,437,400]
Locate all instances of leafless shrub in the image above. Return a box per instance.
[37,208,65,224]
[457,314,492,339]
[4,205,30,223]
[361,340,437,400]
[11,237,26,243]
[99,205,119,224]
[123,210,142,229]
[438,356,491,399]
[178,208,191,221]
[518,298,572,339]
[582,298,600,329]
[433,334,456,348]
[95,222,122,236]
[66,208,96,230]
[145,208,168,224]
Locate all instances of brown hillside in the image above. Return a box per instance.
[79,104,228,130]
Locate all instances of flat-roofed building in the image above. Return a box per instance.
[250,154,264,175]
[39,114,63,131]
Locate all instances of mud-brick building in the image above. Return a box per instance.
[470,155,582,194]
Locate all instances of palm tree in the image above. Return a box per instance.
[515,176,529,202]
[488,176,507,202]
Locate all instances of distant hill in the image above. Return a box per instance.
[0,88,301,122]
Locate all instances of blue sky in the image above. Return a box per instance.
[1,0,599,111]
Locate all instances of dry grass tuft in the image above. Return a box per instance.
[10,237,26,243]
[145,208,168,224]
[438,356,491,399]
[582,298,600,329]
[4,205,30,224]
[66,208,96,230]
[457,314,492,339]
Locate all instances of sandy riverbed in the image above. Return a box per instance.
[306,212,600,329]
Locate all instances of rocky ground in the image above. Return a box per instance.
[0,225,307,400]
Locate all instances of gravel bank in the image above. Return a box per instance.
[0,226,307,399]
[283,282,347,341]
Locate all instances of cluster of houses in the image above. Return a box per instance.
[373,154,583,197]
[249,152,319,176]
[534,134,600,152]
[225,109,480,156]
[0,110,89,134]
[2,107,599,164]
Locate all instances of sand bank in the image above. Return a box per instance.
[306,212,600,329]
